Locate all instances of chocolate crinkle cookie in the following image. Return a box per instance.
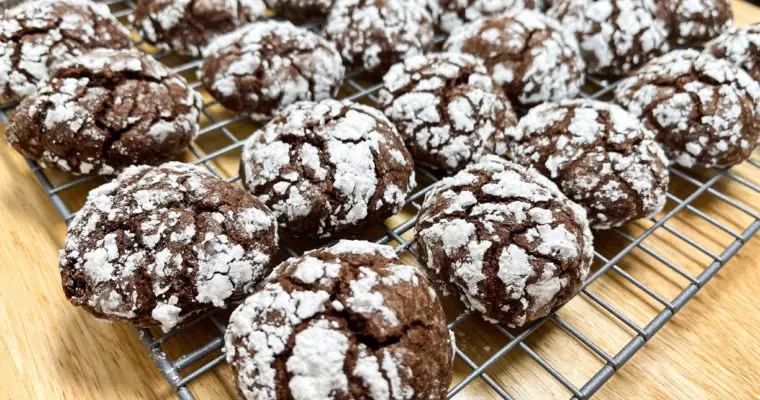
[60,162,279,331]
[615,49,760,168]
[265,0,332,22]
[6,49,203,175]
[130,0,266,57]
[200,20,344,121]
[0,0,131,100]
[225,240,453,400]
[548,0,669,77]
[378,52,517,174]
[443,9,584,105]
[707,23,760,81]
[426,0,543,34]
[240,99,416,239]
[414,156,593,327]
[323,0,435,75]
[510,100,669,230]
[660,0,733,46]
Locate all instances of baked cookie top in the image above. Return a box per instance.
[708,23,760,81]
[60,162,279,331]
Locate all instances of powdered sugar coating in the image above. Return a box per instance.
[443,9,584,105]
[415,156,593,327]
[60,162,278,331]
[548,0,669,77]
[378,53,517,174]
[615,49,760,168]
[426,0,543,33]
[323,0,435,74]
[225,240,453,400]
[660,0,733,46]
[5,49,203,175]
[0,0,131,100]
[130,0,265,57]
[199,21,344,121]
[707,23,760,81]
[240,99,416,239]
[510,100,669,229]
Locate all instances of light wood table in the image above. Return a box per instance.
[2,3,760,399]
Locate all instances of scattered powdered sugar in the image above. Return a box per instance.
[60,162,277,331]
[707,23,760,81]
[433,0,543,34]
[415,156,593,327]
[661,0,733,45]
[379,52,516,173]
[286,319,350,400]
[444,9,585,104]
[616,49,760,168]
[241,99,415,239]
[200,20,344,121]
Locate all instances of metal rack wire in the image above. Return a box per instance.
[2,1,760,398]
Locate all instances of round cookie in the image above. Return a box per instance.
[225,240,453,400]
[430,0,543,33]
[414,156,593,327]
[615,49,760,168]
[443,9,584,105]
[240,99,416,239]
[378,52,517,174]
[707,23,760,81]
[548,0,669,77]
[509,100,669,230]
[60,162,279,331]
[0,0,132,100]
[6,49,203,175]
[265,0,332,21]
[660,0,733,46]
[199,21,344,121]
[323,0,435,75]
[130,0,266,57]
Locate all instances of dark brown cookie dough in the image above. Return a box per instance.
[430,0,543,33]
[443,9,584,105]
[379,52,517,174]
[414,156,593,327]
[660,0,733,46]
[130,0,266,57]
[548,0,669,77]
[615,49,760,168]
[240,99,416,239]
[509,100,670,230]
[323,0,435,75]
[225,240,453,400]
[60,162,279,331]
[199,20,344,121]
[6,49,203,175]
[0,0,131,100]
[707,23,760,81]
[266,0,333,22]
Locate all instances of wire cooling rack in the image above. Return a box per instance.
[2,1,760,398]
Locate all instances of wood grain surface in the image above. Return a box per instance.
[2,3,760,399]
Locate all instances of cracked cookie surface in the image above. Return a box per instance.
[225,240,453,400]
[660,0,732,46]
[510,100,669,230]
[130,0,266,57]
[200,20,344,121]
[240,99,416,239]
[6,49,203,175]
[0,0,131,100]
[548,0,669,77]
[443,9,584,105]
[60,162,279,331]
[414,156,593,327]
[707,23,760,81]
[265,0,333,21]
[615,49,760,168]
[379,52,517,174]
[429,0,543,33]
[323,0,435,75]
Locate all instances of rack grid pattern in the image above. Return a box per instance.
[3,1,760,399]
